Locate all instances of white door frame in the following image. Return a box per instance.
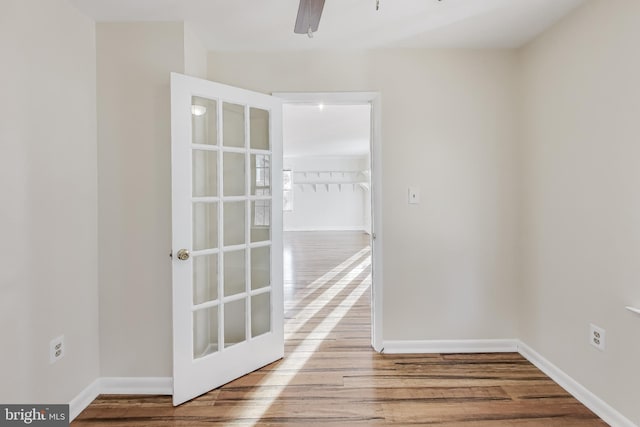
[273,91,383,352]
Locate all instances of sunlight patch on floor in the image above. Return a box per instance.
[285,255,371,338]
[226,256,372,425]
[284,246,371,294]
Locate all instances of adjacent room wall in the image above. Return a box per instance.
[210,49,521,341]
[0,0,99,403]
[97,22,188,378]
[283,156,368,232]
[520,0,640,423]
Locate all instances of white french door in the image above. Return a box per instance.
[170,73,284,405]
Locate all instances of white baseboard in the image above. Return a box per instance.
[100,377,173,395]
[69,377,172,422]
[69,379,100,422]
[517,341,636,427]
[284,226,366,232]
[382,339,518,354]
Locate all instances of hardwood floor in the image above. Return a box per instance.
[74,231,606,426]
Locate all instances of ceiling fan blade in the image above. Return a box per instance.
[294,0,325,34]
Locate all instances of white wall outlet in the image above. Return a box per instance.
[49,335,65,364]
[589,324,605,351]
[408,187,420,204]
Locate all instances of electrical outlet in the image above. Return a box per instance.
[589,324,605,351]
[49,335,65,364]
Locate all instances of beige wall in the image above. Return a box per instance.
[209,49,521,340]
[97,22,186,377]
[184,23,208,79]
[0,0,99,403]
[520,0,640,423]
[96,21,210,377]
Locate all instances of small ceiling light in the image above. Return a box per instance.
[191,105,207,116]
[318,103,324,111]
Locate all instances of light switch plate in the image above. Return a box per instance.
[408,187,420,204]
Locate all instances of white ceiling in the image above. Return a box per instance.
[69,1,585,157]
[70,0,585,51]
[283,104,371,158]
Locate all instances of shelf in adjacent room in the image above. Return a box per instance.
[292,170,370,192]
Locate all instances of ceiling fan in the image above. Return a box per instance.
[294,0,325,38]
[294,0,385,38]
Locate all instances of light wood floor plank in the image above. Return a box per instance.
[73,231,606,426]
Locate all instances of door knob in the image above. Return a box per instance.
[176,249,190,261]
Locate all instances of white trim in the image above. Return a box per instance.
[69,377,172,422]
[369,93,383,352]
[274,91,383,353]
[517,341,637,427]
[69,379,100,422]
[100,377,173,395]
[284,154,368,160]
[273,91,378,105]
[284,226,366,232]
[382,339,519,354]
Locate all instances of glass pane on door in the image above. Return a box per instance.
[250,107,270,150]
[224,250,245,297]
[193,254,218,305]
[223,152,245,196]
[223,103,245,148]
[192,96,217,146]
[193,150,217,197]
[224,299,246,348]
[224,201,245,246]
[193,305,219,359]
[251,292,271,338]
[193,202,218,251]
[251,246,270,290]
[251,154,271,196]
[251,200,271,243]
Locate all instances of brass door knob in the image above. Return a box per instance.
[176,249,190,261]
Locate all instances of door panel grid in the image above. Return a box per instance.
[192,97,273,360]
[172,73,283,406]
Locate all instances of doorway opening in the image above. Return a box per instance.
[277,92,383,353]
